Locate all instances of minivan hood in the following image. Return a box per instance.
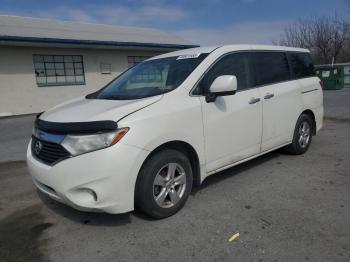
[40,95,162,123]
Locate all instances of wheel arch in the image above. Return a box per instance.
[138,140,201,187]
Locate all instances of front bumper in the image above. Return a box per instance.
[27,140,149,214]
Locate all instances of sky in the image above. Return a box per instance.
[0,0,349,45]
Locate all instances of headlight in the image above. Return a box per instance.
[61,127,129,156]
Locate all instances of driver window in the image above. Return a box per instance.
[194,52,253,95]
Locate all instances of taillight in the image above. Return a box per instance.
[319,80,323,89]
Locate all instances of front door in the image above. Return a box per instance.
[196,52,262,173]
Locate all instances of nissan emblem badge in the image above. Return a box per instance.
[35,140,42,155]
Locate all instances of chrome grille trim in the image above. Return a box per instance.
[31,136,71,165]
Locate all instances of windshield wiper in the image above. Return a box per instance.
[104,95,131,100]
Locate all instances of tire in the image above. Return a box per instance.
[284,114,313,155]
[135,149,193,219]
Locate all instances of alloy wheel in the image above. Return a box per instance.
[298,121,311,148]
[153,163,186,208]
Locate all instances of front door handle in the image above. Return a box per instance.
[264,93,274,99]
[249,97,261,104]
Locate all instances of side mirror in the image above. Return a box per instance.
[206,75,237,103]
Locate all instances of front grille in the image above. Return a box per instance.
[31,136,71,165]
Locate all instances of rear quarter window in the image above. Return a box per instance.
[252,52,291,86]
[287,52,315,79]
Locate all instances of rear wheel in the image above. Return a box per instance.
[135,149,193,219]
[284,114,313,155]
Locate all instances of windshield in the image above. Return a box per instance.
[87,53,208,100]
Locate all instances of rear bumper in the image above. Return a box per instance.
[27,139,149,214]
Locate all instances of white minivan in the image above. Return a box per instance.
[27,45,323,218]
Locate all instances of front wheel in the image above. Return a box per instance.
[135,149,193,219]
[284,114,313,155]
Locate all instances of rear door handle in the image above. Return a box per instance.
[264,93,274,99]
[249,97,261,104]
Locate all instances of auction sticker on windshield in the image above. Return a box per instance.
[177,54,201,60]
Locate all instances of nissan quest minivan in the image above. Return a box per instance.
[27,45,323,218]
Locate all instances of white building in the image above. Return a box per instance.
[0,15,197,116]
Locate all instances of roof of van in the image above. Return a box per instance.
[149,44,310,60]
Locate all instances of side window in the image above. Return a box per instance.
[252,52,290,86]
[288,52,315,79]
[194,52,252,94]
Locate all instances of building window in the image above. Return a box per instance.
[33,55,85,87]
[100,63,112,74]
[129,66,163,84]
[127,56,151,68]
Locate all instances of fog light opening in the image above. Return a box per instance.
[90,189,98,202]
[83,188,98,202]
[72,188,98,205]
